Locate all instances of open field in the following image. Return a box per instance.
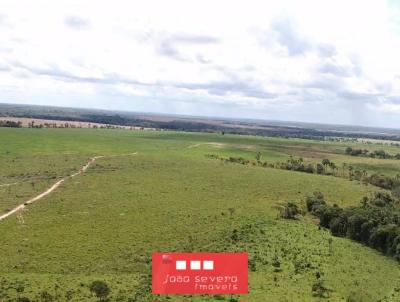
[0,128,400,301]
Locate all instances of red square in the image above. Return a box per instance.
[152,252,248,294]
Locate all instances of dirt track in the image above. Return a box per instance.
[0,156,103,221]
[0,182,19,188]
[187,142,226,148]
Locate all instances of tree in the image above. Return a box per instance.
[369,224,399,254]
[322,158,331,167]
[329,216,347,237]
[329,162,337,174]
[348,165,354,179]
[342,162,347,177]
[316,163,324,174]
[346,214,368,241]
[314,205,342,228]
[89,280,110,301]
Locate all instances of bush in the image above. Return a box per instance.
[368,174,400,190]
[271,255,281,272]
[39,291,54,302]
[371,191,394,207]
[346,291,364,302]
[311,279,331,298]
[280,202,300,219]
[392,186,400,199]
[306,192,326,212]
[89,280,110,300]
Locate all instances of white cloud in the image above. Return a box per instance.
[0,0,400,127]
[64,16,90,30]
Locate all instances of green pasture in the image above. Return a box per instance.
[0,128,399,301]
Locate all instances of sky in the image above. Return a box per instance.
[1,0,400,128]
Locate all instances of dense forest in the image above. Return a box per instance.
[306,191,400,261]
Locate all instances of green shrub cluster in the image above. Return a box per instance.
[280,202,301,219]
[368,173,400,190]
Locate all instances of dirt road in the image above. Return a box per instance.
[0,156,103,222]
[0,182,19,188]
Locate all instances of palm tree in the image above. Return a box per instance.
[329,162,337,175]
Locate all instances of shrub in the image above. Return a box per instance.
[280,202,300,219]
[311,279,330,298]
[346,292,364,302]
[371,192,394,207]
[306,192,326,212]
[230,229,239,242]
[392,186,400,199]
[271,255,281,272]
[248,257,257,272]
[39,291,54,302]
[89,280,110,300]
[65,290,73,301]
[304,164,315,173]
[316,163,324,174]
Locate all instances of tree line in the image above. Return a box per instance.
[345,146,400,159]
[206,153,400,192]
[26,120,134,130]
[0,120,22,128]
[306,191,400,261]
[0,119,148,130]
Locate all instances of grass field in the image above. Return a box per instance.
[0,128,399,301]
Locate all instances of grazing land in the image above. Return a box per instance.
[0,128,400,301]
